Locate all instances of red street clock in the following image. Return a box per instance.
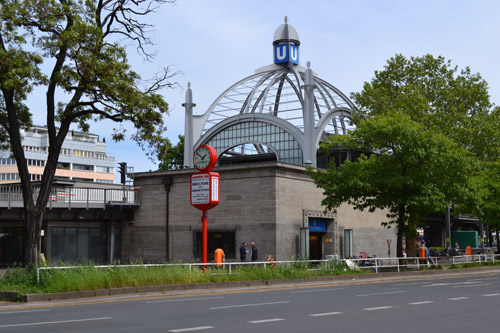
[190,145,219,211]
[193,145,217,172]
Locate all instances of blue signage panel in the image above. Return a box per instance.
[274,43,299,65]
[289,43,299,64]
[309,218,327,232]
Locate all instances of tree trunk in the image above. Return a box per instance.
[23,209,43,269]
[396,205,405,258]
[497,229,500,253]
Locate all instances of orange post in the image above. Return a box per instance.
[214,248,224,267]
[419,246,426,259]
[466,246,472,256]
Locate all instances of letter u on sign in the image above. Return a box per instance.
[274,43,299,65]
[275,44,288,63]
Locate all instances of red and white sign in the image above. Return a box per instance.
[190,172,219,211]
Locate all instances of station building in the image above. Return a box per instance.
[124,19,397,262]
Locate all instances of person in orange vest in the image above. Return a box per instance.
[267,254,276,267]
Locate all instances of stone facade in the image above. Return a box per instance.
[123,162,396,263]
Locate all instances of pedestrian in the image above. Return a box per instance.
[267,254,275,267]
[239,242,248,262]
[402,246,408,266]
[251,241,258,264]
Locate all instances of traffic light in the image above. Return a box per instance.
[118,162,127,184]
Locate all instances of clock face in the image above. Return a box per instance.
[193,145,215,171]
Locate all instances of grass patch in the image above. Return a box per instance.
[0,259,359,294]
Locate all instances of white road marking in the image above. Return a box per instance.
[0,309,50,315]
[0,317,112,328]
[447,297,470,301]
[290,288,344,294]
[454,283,492,288]
[146,296,224,304]
[210,301,290,310]
[357,291,407,297]
[482,293,500,297]
[467,278,499,282]
[248,318,286,324]
[309,312,343,317]
[168,326,214,332]
[422,282,476,287]
[363,306,393,311]
[409,301,434,305]
[392,282,428,286]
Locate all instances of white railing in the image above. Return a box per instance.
[0,184,139,209]
[35,254,500,283]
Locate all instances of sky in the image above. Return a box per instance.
[29,0,500,179]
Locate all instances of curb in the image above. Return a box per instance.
[2,266,500,303]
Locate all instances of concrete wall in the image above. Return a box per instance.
[127,162,397,263]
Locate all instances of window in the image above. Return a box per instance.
[49,226,118,264]
[0,227,24,266]
[193,231,236,259]
[73,164,93,171]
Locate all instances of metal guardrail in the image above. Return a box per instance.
[0,184,139,209]
[35,254,500,283]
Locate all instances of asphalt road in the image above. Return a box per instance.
[1,271,500,332]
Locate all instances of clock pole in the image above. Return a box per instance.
[202,210,207,271]
[190,144,220,273]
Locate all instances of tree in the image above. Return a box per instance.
[0,0,176,266]
[309,113,478,258]
[158,135,184,170]
[351,54,493,159]
[479,160,500,252]
[347,54,499,252]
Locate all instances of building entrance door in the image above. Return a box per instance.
[309,232,323,260]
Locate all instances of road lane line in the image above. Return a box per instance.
[363,306,393,311]
[0,309,50,315]
[0,317,112,328]
[146,296,224,304]
[357,291,407,297]
[290,288,344,294]
[409,301,434,305]
[248,318,285,324]
[168,326,214,332]
[309,312,343,317]
[454,283,492,288]
[392,282,428,286]
[482,293,500,297]
[447,297,469,301]
[210,301,290,310]
[467,278,499,282]
[422,282,476,287]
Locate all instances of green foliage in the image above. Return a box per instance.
[351,54,493,159]
[158,135,184,170]
[309,112,479,257]
[478,160,500,228]
[312,112,478,219]
[0,0,177,265]
[0,261,359,294]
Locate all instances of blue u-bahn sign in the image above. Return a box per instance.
[274,42,299,65]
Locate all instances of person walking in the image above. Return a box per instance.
[251,241,258,264]
[239,242,248,262]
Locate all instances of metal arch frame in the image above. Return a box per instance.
[315,77,357,111]
[242,71,282,114]
[192,71,270,143]
[194,113,305,161]
[314,107,353,146]
[219,141,280,161]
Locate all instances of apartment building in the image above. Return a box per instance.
[0,125,115,184]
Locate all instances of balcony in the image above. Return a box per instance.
[0,184,140,210]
